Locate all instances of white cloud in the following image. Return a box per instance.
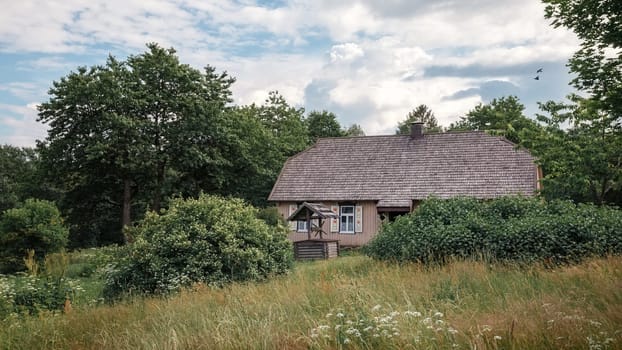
[0,82,46,102]
[329,43,365,63]
[0,103,47,147]
[0,0,581,146]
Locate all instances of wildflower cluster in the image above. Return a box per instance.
[309,305,461,348]
[0,273,83,319]
[541,307,618,350]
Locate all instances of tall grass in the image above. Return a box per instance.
[1,255,621,349]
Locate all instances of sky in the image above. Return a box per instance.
[0,0,580,147]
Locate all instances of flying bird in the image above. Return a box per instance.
[536,68,543,73]
[534,75,540,80]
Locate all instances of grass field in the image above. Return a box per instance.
[1,254,621,349]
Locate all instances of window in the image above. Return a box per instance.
[340,205,355,233]
[297,219,308,232]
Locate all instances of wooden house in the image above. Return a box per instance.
[269,122,541,247]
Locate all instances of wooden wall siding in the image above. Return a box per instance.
[278,201,379,247]
[294,240,339,260]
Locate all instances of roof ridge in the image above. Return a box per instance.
[316,130,488,142]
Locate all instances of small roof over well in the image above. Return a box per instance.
[287,202,339,221]
[269,131,539,202]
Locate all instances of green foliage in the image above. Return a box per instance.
[343,123,366,136]
[211,106,285,207]
[0,251,84,319]
[365,196,622,265]
[257,91,310,157]
[103,195,293,300]
[396,104,442,134]
[543,0,622,117]
[37,43,235,246]
[0,199,68,273]
[448,96,541,144]
[0,146,42,213]
[537,0,622,205]
[529,95,622,205]
[256,206,287,227]
[306,110,344,140]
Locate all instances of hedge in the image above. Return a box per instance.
[364,196,622,265]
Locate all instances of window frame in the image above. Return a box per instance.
[296,219,308,233]
[339,204,355,234]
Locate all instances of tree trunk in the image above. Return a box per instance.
[122,178,132,243]
[151,161,165,213]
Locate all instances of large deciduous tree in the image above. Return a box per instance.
[306,110,344,140]
[257,91,310,157]
[0,146,40,212]
[544,0,622,117]
[37,43,235,245]
[448,96,541,144]
[527,95,621,204]
[533,0,622,205]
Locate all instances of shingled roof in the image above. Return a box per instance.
[268,131,539,202]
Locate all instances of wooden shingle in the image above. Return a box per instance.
[268,131,539,202]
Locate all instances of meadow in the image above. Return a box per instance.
[1,252,621,350]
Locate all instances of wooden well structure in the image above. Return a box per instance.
[287,202,340,260]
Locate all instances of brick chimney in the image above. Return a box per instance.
[410,121,424,140]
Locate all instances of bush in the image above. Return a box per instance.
[256,206,287,227]
[103,195,293,300]
[364,196,622,266]
[0,199,69,273]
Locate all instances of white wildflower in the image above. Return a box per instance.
[494,335,502,340]
[434,312,444,318]
[336,312,345,318]
[404,310,422,317]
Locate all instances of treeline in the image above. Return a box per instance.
[0,44,363,248]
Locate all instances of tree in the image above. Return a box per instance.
[529,96,622,204]
[37,43,235,246]
[396,104,442,134]
[448,96,540,144]
[306,110,344,140]
[0,199,68,273]
[0,146,39,212]
[215,105,284,206]
[257,91,310,157]
[344,123,366,136]
[533,0,622,205]
[544,0,622,117]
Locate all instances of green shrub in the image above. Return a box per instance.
[256,206,287,227]
[103,195,293,300]
[365,196,622,265]
[0,199,69,273]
